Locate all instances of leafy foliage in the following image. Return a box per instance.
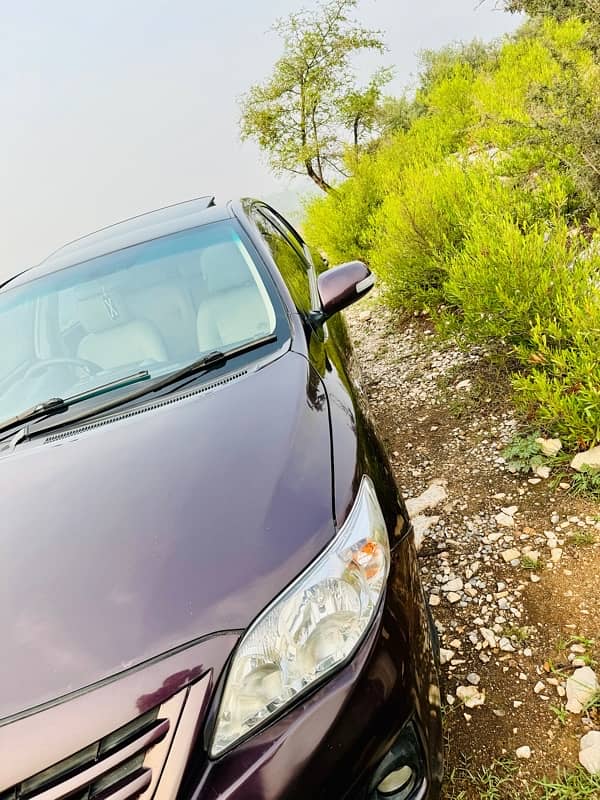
[302,15,600,450]
[240,0,389,193]
[502,433,544,473]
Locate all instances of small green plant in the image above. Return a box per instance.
[502,433,546,474]
[569,466,600,499]
[571,635,595,648]
[521,555,541,571]
[550,703,568,726]
[504,625,532,643]
[568,531,597,547]
[583,690,600,714]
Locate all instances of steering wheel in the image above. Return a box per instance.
[22,357,101,381]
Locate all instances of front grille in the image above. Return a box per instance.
[0,708,168,800]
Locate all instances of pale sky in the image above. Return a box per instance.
[0,0,523,277]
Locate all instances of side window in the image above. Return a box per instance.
[252,209,313,315]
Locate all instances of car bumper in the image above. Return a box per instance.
[189,536,443,800]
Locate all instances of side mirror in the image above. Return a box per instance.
[313,260,374,323]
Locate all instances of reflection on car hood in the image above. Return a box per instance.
[0,352,334,721]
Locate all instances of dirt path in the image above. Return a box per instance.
[345,298,600,798]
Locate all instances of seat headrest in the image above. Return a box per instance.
[200,242,253,294]
[76,286,131,334]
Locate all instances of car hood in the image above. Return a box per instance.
[0,352,335,721]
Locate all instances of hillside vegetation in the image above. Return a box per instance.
[304,13,600,451]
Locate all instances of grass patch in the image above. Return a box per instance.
[536,768,600,799]
[568,531,597,547]
[521,555,542,571]
[569,467,600,500]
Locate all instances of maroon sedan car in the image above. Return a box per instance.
[0,197,442,800]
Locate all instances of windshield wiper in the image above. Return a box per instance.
[146,334,278,393]
[8,334,278,443]
[0,370,150,436]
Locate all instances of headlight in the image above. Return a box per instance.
[210,475,390,757]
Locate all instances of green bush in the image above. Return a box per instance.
[443,217,578,344]
[369,161,494,309]
[302,16,600,450]
[512,292,600,449]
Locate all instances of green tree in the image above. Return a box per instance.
[336,67,392,157]
[240,0,389,193]
[374,95,420,138]
[504,0,599,21]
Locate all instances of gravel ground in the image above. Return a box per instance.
[345,298,600,798]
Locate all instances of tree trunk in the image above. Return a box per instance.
[353,115,360,154]
[305,160,335,193]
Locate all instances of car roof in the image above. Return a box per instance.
[3,196,232,291]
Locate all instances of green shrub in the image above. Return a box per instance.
[512,292,600,448]
[443,217,582,344]
[369,161,494,309]
[302,151,384,265]
[302,17,600,450]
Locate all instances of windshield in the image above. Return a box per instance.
[0,222,279,422]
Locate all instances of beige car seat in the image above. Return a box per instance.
[196,243,273,353]
[77,287,167,370]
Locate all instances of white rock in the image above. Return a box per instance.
[447,592,462,604]
[406,481,448,516]
[534,681,545,694]
[502,505,519,516]
[442,578,464,593]
[536,438,562,457]
[456,379,471,390]
[480,628,497,649]
[516,746,531,759]
[429,594,441,607]
[496,513,515,528]
[412,514,439,551]
[566,667,599,714]
[534,465,551,479]
[530,574,541,583]
[467,673,481,685]
[579,730,600,775]
[528,478,542,485]
[501,548,521,563]
[456,685,485,708]
[551,548,563,562]
[571,445,600,472]
[440,649,455,665]
[499,637,515,652]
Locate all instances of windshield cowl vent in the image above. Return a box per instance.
[43,369,248,444]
